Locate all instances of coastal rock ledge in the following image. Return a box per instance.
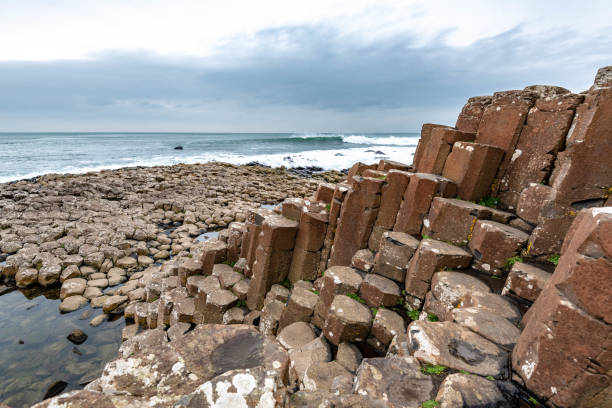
[3,66,611,408]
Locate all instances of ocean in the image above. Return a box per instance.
[0,132,419,183]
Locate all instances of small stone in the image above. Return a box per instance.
[67,329,88,344]
[89,314,108,327]
[102,295,129,314]
[59,295,88,313]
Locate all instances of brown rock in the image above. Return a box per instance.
[516,183,554,224]
[351,248,375,273]
[288,248,320,283]
[354,355,435,407]
[424,271,491,321]
[455,95,492,133]
[323,294,373,345]
[468,220,529,275]
[372,231,419,282]
[371,308,405,346]
[394,173,457,235]
[404,240,472,307]
[277,321,317,350]
[459,292,522,325]
[413,123,453,170]
[278,286,319,330]
[359,273,400,307]
[442,141,504,201]
[318,266,363,317]
[336,342,362,373]
[408,320,509,378]
[513,287,611,407]
[314,183,336,203]
[422,198,494,245]
[416,127,475,174]
[475,90,536,182]
[498,92,582,209]
[201,288,238,324]
[368,170,412,250]
[303,361,354,393]
[502,262,551,302]
[450,307,520,349]
[328,176,384,267]
[436,373,515,407]
[177,258,203,287]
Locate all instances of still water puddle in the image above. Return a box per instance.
[0,286,124,407]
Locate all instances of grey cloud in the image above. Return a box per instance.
[0,23,610,131]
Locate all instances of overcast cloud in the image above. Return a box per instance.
[0,0,610,131]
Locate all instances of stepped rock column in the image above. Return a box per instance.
[318,183,350,274]
[512,208,612,407]
[328,176,384,267]
[368,170,413,251]
[412,123,452,169]
[497,88,583,209]
[455,95,492,133]
[240,208,274,277]
[475,89,536,189]
[526,68,612,256]
[246,215,298,310]
[288,210,328,282]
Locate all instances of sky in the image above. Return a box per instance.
[0,0,610,132]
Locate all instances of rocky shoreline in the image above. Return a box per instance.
[2,67,612,408]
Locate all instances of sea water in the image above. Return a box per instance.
[0,132,419,183]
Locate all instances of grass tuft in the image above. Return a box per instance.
[420,364,446,375]
[548,254,560,266]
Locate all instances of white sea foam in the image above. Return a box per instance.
[342,135,419,146]
[0,146,416,183]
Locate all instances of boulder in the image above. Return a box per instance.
[278,286,319,330]
[404,240,472,308]
[502,262,551,302]
[436,373,516,407]
[371,308,405,346]
[277,322,317,350]
[359,273,400,307]
[303,361,354,393]
[468,220,529,276]
[423,271,491,321]
[450,307,520,350]
[372,231,419,282]
[408,320,509,378]
[336,342,363,373]
[354,356,435,407]
[323,295,373,345]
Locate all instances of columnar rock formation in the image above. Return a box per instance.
[12,67,612,407]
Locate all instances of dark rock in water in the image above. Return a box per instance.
[335,153,344,156]
[375,150,385,155]
[245,161,271,168]
[0,285,14,296]
[288,166,325,178]
[44,380,68,399]
[174,146,183,150]
[72,347,82,356]
[341,168,349,175]
[67,329,88,345]
[283,156,295,163]
[366,149,375,153]
[18,339,24,344]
